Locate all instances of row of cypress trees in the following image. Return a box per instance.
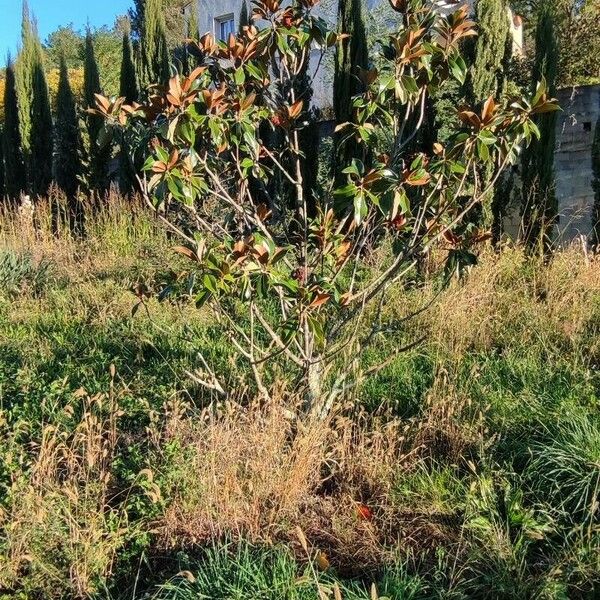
[0,0,174,206]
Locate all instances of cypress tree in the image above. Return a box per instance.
[16,0,53,195]
[120,30,139,103]
[521,5,559,248]
[142,0,171,86]
[84,30,102,121]
[470,0,511,104]
[84,30,109,193]
[181,4,200,76]
[2,59,27,199]
[469,0,513,238]
[15,1,38,158]
[118,30,139,196]
[29,57,54,197]
[188,3,200,43]
[333,0,368,177]
[592,117,600,246]
[0,128,5,199]
[239,1,250,34]
[54,56,83,231]
[54,56,81,198]
[17,4,55,199]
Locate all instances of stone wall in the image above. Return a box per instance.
[554,84,600,243]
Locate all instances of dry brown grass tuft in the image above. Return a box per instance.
[426,246,600,357]
[160,397,331,546]
[156,396,442,574]
[0,387,132,599]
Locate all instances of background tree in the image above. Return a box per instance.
[129,0,189,51]
[188,4,200,42]
[17,2,54,197]
[470,0,511,104]
[469,0,513,240]
[120,29,139,103]
[15,1,42,162]
[0,128,5,199]
[118,28,140,196]
[333,0,368,178]
[54,56,82,225]
[180,4,201,76]
[29,57,54,197]
[2,59,27,199]
[84,31,109,193]
[140,0,171,86]
[91,27,124,97]
[44,25,83,70]
[511,0,599,88]
[521,4,559,247]
[239,1,250,34]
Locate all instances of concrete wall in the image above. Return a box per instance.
[198,0,242,39]
[555,84,600,242]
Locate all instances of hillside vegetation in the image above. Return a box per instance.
[0,198,598,599]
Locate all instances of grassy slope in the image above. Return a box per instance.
[0,200,598,599]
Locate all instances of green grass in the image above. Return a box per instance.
[0,205,599,599]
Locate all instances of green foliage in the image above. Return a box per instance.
[84,30,103,128]
[15,0,54,196]
[521,7,559,248]
[239,1,250,35]
[29,57,54,197]
[470,0,511,105]
[44,24,83,70]
[0,249,54,297]
[149,542,425,600]
[187,4,199,43]
[514,0,600,88]
[0,127,5,198]
[2,60,27,198]
[528,413,600,525]
[54,56,81,199]
[141,0,171,87]
[92,27,123,98]
[333,0,368,177]
[0,205,599,598]
[84,31,110,194]
[129,0,189,52]
[98,0,556,415]
[15,0,39,157]
[118,31,140,195]
[556,0,600,87]
[120,30,139,104]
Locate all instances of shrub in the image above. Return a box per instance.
[96,0,558,418]
[0,249,54,297]
[528,413,600,525]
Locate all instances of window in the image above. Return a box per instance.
[583,121,592,132]
[216,15,235,41]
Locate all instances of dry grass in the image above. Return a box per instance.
[0,386,132,598]
[0,188,168,283]
[155,392,465,575]
[0,379,513,595]
[425,245,600,357]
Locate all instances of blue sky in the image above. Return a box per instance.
[0,0,133,59]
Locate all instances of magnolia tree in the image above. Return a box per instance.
[95,0,558,417]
